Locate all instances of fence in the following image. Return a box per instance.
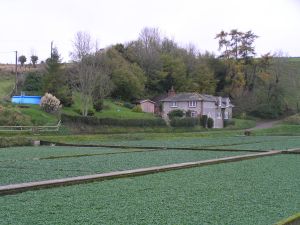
[0,121,61,132]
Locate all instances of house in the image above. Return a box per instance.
[137,99,155,113]
[160,92,233,128]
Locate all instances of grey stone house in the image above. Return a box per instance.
[160,92,233,128]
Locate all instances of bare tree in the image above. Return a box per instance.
[71,31,112,116]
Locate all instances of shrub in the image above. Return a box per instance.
[186,110,192,117]
[170,117,199,127]
[0,137,32,148]
[283,114,300,125]
[200,115,208,128]
[207,117,214,128]
[123,102,135,109]
[23,72,43,94]
[132,105,142,113]
[61,114,166,127]
[0,106,32,126]
[168,109,184,120]
[93,98,103,112]
[224,119,235,127]
[40,93,61,113]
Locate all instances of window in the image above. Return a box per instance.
[188,101,197,108]
[170,101,177,108]
[191,111,197,117]
[217,112,222,119]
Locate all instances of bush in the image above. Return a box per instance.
[170,117,199,127]
[186,110,192,117]
[61,114,166,127]
[168,109,184,120]
[93,98,103,112]
[224,119,235,127]
[200,115,208,128]
[0,137,32,148]
[132,105,142,113]
[123,102,135,109]
[283,114,300,125]
[207,117,214,128]
[40,93,61,113]
[23,72,43,94]
[0,105,32,126]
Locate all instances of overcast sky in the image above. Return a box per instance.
[0,0,299,63]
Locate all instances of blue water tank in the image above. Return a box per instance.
[11,96,42,105]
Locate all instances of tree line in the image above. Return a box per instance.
[23,27,297,118]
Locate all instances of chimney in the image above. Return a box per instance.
[218,96,222,107]
[168,86,176,97]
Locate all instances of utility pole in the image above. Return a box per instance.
[51,41,53,59]
[15,50,18,95]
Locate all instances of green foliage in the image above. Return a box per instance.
[18,55,27,66]
[167,109,184,119]
[0,105,32,126]
[170,117,199,127]
[223,119,235,127]
[73,108,95,116]
[0,136,31,148]
[61,114,166,127]
[23,72,43,94]
[123,102,135,109]
[92,98,103,112]
[207,117,214,128]
[283,114,300,125]
[30,55,38,67]
[43,47,73,107]
[200,115,208,128]
[132,105,142,113]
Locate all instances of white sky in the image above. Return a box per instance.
[0,0,299,63]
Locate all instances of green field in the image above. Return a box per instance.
[41,134,300,151]
[0,146,248,185]
[0,154,299,225]
[0,74,14,98]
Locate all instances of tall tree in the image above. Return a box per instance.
[71,31,112,116]
[30,55,38,68]
[18,55,27,66]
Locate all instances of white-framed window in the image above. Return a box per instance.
[188,101,197,108]
[191,111,197,117]
[217,111,222,119]
[170,101,177,108]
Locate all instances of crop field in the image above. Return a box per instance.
[53,135,300,151]
[0,146,248,185]
[0,154,299,225]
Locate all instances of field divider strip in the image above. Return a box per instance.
[39,140,267,153]
[0,150,281,196]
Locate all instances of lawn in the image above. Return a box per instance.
[0,146,247,185]
[0,154,299,225]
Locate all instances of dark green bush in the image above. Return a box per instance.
[168,109,184,119]
[132,105,142,113]
[61,114,166,127]
[224,119,235,127]
[207,117,214,128]
[170,117,199,127]
[185,110,192,117]
[123,102,135,109]
[200,115,208,128]
[93,99,103,112]
[23,72,43,94]
[73,108,95,116]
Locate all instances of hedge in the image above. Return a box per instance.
[0,137,32,148]
[61,114,167,127]
[170,117,200,127]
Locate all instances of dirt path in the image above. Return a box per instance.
[247,120,281,131]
